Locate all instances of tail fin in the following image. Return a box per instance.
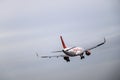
[60,36,67,49]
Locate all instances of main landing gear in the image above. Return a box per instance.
[63,57,70,62]
[80,55,85,59]
[80,53,85,60]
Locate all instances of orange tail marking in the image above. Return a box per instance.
[60,36,67,49]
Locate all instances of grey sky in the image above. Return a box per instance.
[0,0,120,80]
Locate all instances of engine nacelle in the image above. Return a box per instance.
[85,50,91,56]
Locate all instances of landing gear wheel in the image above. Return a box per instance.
[81,56,85,59]
[64,57,70,62]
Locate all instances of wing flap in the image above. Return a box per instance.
[41,55,68,58]
[83,38,106,52]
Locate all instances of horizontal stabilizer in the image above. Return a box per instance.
[52,50,63,53]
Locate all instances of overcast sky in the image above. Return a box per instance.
[0,0,120,80]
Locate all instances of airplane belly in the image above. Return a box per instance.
[63,51,76,56]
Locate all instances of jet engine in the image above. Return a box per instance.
[85,50,91,56]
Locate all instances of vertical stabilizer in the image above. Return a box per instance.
[60,36,67,49]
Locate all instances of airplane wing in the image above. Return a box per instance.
[41,55,68,58]
[83,38,106,52]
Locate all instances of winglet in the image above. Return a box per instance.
[104,37,106,43]
[35,52,39,58]
[60,36,67,49]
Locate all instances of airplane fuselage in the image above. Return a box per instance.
[63,47,84,57]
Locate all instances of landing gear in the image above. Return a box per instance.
[80,53,85,60]
[80,56,85,59]
[63,57,70,62]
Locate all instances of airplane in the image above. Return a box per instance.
[41,36,106,62]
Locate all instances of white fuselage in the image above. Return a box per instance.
[63,47,84,56]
